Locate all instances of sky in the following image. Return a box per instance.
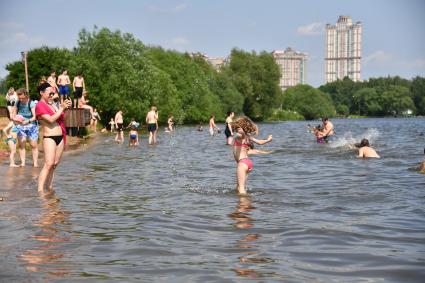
[0,0,424,87]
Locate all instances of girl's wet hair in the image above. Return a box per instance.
[231,116,258,135]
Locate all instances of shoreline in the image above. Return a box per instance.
[0,132,99,166]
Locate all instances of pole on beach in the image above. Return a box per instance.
[21,51,29,93]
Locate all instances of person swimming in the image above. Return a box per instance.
[356,138,380,158]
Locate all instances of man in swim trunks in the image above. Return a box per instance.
[146,106,158,145]
[114,110,124,143]
[317,117,335,143]
[72,72,85,109]
[57,69,71,103]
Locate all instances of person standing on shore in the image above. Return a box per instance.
[114,110,124,143]
[35,82,71,193]
[12,88,39,167]
[2,120,18,167]
[5,87,18,115]
[146,106,158,145]
[57,69,70,103]
[47,70,59,94]
[72,73,85,109]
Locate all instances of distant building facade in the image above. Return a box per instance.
[325,15,362,83]
[272,47,308,91]
[206,56,226,70]
[191,52,227,71]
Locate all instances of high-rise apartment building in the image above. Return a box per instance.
[272,47,308,91]
[325,15,362,83]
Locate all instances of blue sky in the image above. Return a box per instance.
[0,0,424,87]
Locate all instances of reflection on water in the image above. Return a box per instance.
[19,191,71,278]
[1,118,425,282]
[229,196,278,279]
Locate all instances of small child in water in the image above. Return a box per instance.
[109,118,115,133]
[128,125,139,147]
[2,121,18,167]
[231,116,272,195]
[356,138,380,158]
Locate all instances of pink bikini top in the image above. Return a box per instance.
[234,139,250,148]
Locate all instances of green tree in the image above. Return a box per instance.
[283,85,335,120]
[224,49,282,120]
[5,47,76,100]
[411,76,425,115]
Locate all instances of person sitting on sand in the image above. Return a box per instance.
[356,138,380,158]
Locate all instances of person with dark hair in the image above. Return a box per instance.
[72,72,85,108]
[317,117,335,143]
[5,87,18,115]
[12,88,39,167]
[47,70,59,93]
[57,69,70,103]
[35,82,71,193]
[209,113,219,136]
[356,138,380,158]
[224,111,234,145]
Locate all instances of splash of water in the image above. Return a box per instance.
[329,128,381,149]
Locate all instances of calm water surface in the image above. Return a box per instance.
[1,118,424,282]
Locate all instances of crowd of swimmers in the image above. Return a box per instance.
[2,79,425,196]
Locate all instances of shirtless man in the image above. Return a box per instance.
[146,106,158,145]
[209,113,219,136]
[47,70,58,93]
[57,69,71,103]
[72,73,85,109]
[357,139,380,158]
[317,117,335,143]
[114,110,124,143]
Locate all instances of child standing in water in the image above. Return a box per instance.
[128,125,139,147]
[232,116,272,195]
[2,121,19,167]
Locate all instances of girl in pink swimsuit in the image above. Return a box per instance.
[232,116,273,195]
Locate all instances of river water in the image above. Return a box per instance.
[1,118,424,282]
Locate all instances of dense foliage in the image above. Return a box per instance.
[2,28,282,124]
[1,27,424,123]
[319,76,422,117]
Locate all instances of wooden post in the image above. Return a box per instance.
[21,51,29,92]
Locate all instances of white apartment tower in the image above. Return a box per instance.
[325,15,362,83]
[272,47,308,91]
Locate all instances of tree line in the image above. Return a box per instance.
[1,27,424,124]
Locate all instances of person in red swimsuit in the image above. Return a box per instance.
[232,116,272,195]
